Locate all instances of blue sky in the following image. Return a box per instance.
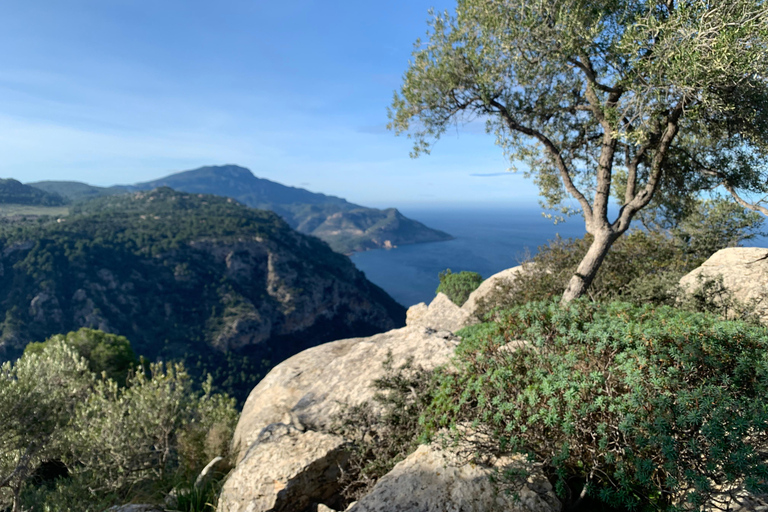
[0,0,542,208]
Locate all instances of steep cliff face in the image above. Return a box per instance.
[0,189,405,400]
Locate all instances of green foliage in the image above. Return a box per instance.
[426,300,768,510]
[24,328,138,386]
[331,356,436,502]
[476,199,764,316]
[0,334,238,512]
[436,269,484,306]
[0,187,405,402]
[0,341,93,510]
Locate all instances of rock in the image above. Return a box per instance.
[679,248,768,322]
[232,325,458,460]
[406,292,472,332]
[462,265,524,319]
[347,442,561,512]
[216,427,349,512]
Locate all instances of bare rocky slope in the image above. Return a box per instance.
[0,188,405,400]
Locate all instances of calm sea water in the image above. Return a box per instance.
[350,206,587,308]
[352,205,768,308]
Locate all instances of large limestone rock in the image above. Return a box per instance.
[406,292,472,332]
[218,425,349,512]
[348,442,561,512]
[462,265,524,319]
[679,248,768,321]
[219,325,459,512]
[231,325,458,462]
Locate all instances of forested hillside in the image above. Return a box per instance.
[0,178,65,206]
[0,188,405,400]
[28,165,453,253]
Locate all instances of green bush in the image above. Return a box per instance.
[24,328,138,386]
[426,299,768,511]
[475,198,765,317]
[436,269,483,306]
[1,333,238,512]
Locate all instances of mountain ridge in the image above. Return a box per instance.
[0,188,406,401]
[27,164,453,254]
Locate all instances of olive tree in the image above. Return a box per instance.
[0,342,93,512]
[389,0,768,302]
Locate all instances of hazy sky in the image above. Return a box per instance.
[0,0,543,207]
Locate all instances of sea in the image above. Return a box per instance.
[351,204,768,308]
[350,205,587,308]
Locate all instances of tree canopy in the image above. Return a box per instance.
[389,0,768,302]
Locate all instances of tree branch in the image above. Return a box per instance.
[617,100,688,230]
[488,98,595,225]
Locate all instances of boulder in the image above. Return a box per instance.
[231,325,459,460]
[462,265,524,319]
[679,247,768,322]
[347,442,561,512]
[217,426,349,512]
[405,292,472,332]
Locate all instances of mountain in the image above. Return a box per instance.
[0,188,405,401]
[28,180,121,202]
[28,165,453,253]
[0,178,66,206]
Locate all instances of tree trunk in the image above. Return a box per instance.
[560,230,620,304]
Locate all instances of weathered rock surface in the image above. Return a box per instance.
[231,325,459,461]
[218,426,349,512]
[462,265,524,319]
[679,247,768,321]
[348,442,561,512]
[219,265,558,512]
[406,292,472,332]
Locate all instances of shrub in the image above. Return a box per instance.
[24,328,138,386]
[331,355,435,502]
[0,341,93,511]
[475,198,765,317]
[436,269,483,306]
[426,300,768,511]
[1,331,238,511]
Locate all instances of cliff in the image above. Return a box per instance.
[0,188,405,400]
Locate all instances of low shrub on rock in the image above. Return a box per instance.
[436,269,483,306]
[425,299,768,511]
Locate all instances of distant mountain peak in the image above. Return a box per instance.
[26,164,453,254]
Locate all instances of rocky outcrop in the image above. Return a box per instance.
[462,265,524,317]
[348,442,560,512]
[406,292,471,332]
[230,323,459,461]
[679,247,768,322]
[219,290,560,512]
[218,426,349,512]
